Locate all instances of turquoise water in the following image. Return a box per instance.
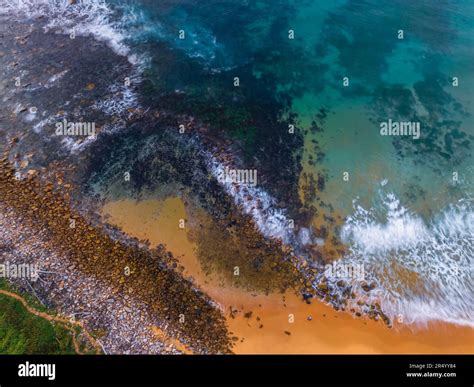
[265,0,473,217]
[6,0,472,326]
[109,0,474,326]
[107,0,474,216]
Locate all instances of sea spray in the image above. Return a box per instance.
[209,148,473,327]
[0,0,133,60]
[0,0,145,150]
[341,193,474,328]
[209,156,295,244]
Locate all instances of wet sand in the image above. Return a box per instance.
[102,197,474,354]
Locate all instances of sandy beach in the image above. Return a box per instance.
[102,197,474,354]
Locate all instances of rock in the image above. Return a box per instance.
[336,280,346,287]
[361,281,376,292]
[317,282,328,292]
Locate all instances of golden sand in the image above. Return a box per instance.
[102,197,474,354]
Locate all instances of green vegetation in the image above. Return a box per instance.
[0,279,47,313]
[0,280,76,354]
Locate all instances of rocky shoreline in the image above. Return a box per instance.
[0,9,394,356]
[0,153,232,354]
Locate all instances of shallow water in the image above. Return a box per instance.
[4,0,473,327]
[102,196,474,353]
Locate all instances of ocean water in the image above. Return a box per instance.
[3,0,473,327]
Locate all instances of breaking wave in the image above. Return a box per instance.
[209,152,473,328]
[0,0,145,148]
[0,0,137,62]
[207,155,295,244]
[3,0,472,330]
[341,193,474,328]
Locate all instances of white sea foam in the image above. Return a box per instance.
[342,193,430,253]
[93,84,139,117]
[207,155,295,244]
[210,154,473,327]
[45,70,69,88]
[108,2,235,70]
[3,0,471,329]
[341,193,474,328]
[0,0,134,61]
[0,0,145,146]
